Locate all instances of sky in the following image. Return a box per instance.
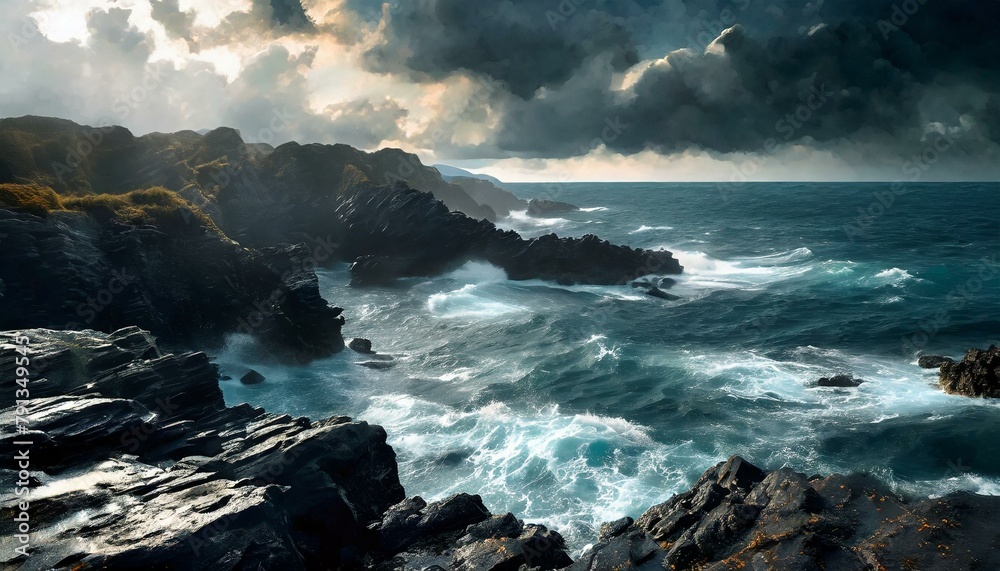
[2,0,998,182]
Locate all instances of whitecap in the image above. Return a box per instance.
[664,249,813,291]
[427,284,527,319]
[446,261,509,285]
[629,225,674,234]
[360,395,715,552]
[496,210,570,234]
[578,206,608,212]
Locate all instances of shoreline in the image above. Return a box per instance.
[5,328,999,570]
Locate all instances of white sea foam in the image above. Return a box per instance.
[428,284,527,319]
[665,249,814,291]
[869,267,918,287]
[579,206,608,212]
[629,225,674,234]
[496,210,571,235]
[360,394,714,552]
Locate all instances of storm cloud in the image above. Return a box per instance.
[2,0,998,178]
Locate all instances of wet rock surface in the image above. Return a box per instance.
[918,354,955,369]
[939,346,1000,398]
[573,455,1000,571]
[0,208,344,361]
[812,373,865,388]
[3,329,1000,570]
[0,329,570,570]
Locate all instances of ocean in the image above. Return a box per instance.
[217,182,1000,551]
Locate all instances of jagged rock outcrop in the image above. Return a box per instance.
[0,202,344,360]
[0,328,573,570]
[918,354,955,369]
[450,176,530,218]
[939,345,1000,398]
[339,184,681,285]
[0,328,401,570]
[573,455,1000,570]
[4,329,1000,570]
[0,116,680,287]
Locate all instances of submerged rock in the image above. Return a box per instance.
[812,373,865,387]
[646,286,681,301]
[919,354,955,368]
[527,198,580,216]
[940,345,1000,397]
[240,369,266,385]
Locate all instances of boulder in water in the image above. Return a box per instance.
[812,374,864,387]
[349,337,375,354]
[240,369,266,385]
[646,287,681,301]
[939,346,1000,398]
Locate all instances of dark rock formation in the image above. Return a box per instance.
[0,328,402,570]
[349,338,375,354]
[240,369,266,385]
[940,345,1000,397]
[646,286,681,301]
[373,495,572,571]
[450,176,529,218]
[919,354,955,368]
[0,116,679,287]
[4,329,1000,570]
[0,203,344,361]
[527,198,580,216]
[335,184,681,285]
[0,328,573,570]
[573,455,1000,570]
[812,373,865,388]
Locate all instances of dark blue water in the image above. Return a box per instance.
[219,182,1000,550]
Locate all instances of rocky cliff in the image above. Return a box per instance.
[0,116,682,287]
[4,329,1000,571]
[0,187,344,360]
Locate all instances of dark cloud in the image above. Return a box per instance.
[384,0,1000,169]
[361,0,639,98]
[328,0,997,170]
[2,0,998,177]
[253,0,315,31]
[150,0,198,51]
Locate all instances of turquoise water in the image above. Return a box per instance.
[219,182,1000,550]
